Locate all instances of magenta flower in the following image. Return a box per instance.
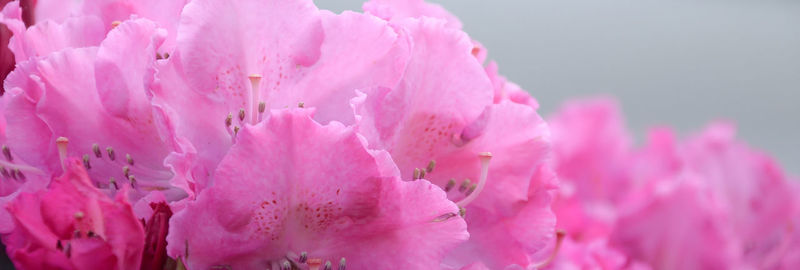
[166,109,467,269]
[4,157,145,270]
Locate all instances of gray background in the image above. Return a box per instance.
[316,0,800,176]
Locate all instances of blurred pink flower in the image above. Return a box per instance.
[544,237,650,270]
[548,99,633,241]
[549,98,800,269]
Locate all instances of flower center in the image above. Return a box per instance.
[55,137,171,192]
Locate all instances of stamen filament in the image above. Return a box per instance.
[56,137,69,171]
[531,230,566,269]
[456,152,492,207]
[249,74,262,125]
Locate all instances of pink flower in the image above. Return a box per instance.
[4,157,145,270]
[152,0,411,193]
[549,99,800,269]
[27,0,187,51]
[363,0,540,108]
[166,109,468,269]
[353,16,556,269]
[543,237,650,270]
[2,17,188,226]
[547,99,633,241]
[680,123,798,269]
[609,124,800,269]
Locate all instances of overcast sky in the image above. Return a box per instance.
[316,0,800,175]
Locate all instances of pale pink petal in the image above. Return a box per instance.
[3,20,185,205]
[681,123,799,268]
[445,190,556,269]
[167,109,467,269]
[485,61,539,108]
[355,18,493,177]
[363,0,463,29]
[6,15,106,62]
[610,177,740,270]
[544,238,648,270]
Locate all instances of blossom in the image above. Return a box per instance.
[543,237,651,270]
[353,16,555,270]
[166,109,468,269]
[547,99,634,241]
[1,16,188,231]
[549,99,800,269]
[612,123,800,269]
[4,157,145,270]
[152,0,411,193]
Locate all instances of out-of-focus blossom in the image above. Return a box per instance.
[4,158,145,270]
[167,109,468,269]
[543,237,651,270]
[549,98,800,270]
[548,99,633,241]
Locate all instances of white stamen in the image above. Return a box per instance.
[456,152,492,207]
[249,74,262,124]
[56,137,69,171]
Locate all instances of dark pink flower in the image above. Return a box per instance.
[4,157,145,270]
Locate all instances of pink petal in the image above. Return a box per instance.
[167,109,467,269]
[610,177,740,270]
[363,0,463,29]
[154,0,412,190]
[3,20,184,203]
[6,159,145,270]
[354,18,493,177]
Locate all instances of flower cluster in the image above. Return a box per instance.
[0,0,797,269]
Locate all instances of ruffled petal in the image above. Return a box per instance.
[167,109,467,269]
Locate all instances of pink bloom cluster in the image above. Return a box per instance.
[0,0,797,269]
